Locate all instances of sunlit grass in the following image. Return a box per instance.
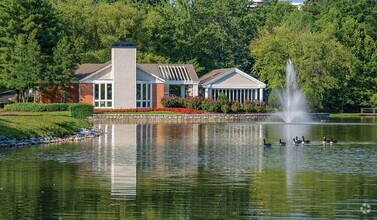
[0,111,89,139]
[330,113,360,118]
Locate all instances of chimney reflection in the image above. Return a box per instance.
[93,123,266,200]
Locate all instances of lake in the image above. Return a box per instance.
[0,117,376,219]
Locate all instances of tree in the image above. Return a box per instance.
[250,25,358,110]
[44,37,78,102]
[0,33,42,102]
[0,0,62,101]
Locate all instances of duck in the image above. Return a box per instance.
[322,137,331,145]
[302,136,310,144]
[330,137,338,145]
[279,139,286,146]
[263,139,271,148]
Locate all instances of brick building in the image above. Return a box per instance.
[41,42,266,109]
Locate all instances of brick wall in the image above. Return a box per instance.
[40,84,79,103]
[79,83,93,105]
[152,83,165,108]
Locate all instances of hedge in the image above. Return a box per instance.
[69,103,94,119]
[4,103,70,112]
[94,107,203,114]
[161,96,184,108]
[184,97,203,110]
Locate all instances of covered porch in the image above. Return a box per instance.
[199,68,266,103]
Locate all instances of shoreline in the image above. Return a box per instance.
[89,112,330,123]
[0,113,330,148]
[0,126,103,148]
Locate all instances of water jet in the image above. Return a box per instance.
[272,60,311,123]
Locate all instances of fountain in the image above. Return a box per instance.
[274,60,311,123]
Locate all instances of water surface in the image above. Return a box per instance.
[0,119,376,219]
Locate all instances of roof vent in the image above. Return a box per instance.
[112,42,136,48]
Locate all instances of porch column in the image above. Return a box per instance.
[254,89,257,101]
[205,88,209,98]
[193,84,199,97]
[180,85,186,98]
[164,84,169,96]
[259,88,263,101]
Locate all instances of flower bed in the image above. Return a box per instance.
[94,107,203,114]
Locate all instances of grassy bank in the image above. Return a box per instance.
[0,111,90,139]
[329,113,360,118]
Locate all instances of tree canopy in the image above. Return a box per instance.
[0,0,375,111]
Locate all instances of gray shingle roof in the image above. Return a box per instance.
[199,68,233,85]
[74,62,199,82]
[74,61,111,80]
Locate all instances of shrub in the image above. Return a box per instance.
[161,96,184,108]
[94,107,203,114]
[231,101,241,112]
[69,103,94,119]
[266,105,277,112]
[184,97,203,110]
[201,98,219,112]
[243,100,255,112]
[217,92,229,106]
[221,104,230,113]
[4,103,70,112]
[255,101,266,113]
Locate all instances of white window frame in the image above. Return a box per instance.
[136,82,152,108]
[93,81,113,108]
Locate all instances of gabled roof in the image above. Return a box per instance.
[199,68,233,85]
[75,61,111,80]
[74,62,199,83]
[199,68,266,88]
[138,64,199,82]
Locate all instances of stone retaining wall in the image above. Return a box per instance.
[90,113,330,123]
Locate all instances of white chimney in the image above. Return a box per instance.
[111,42,136,108]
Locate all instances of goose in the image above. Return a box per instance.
[295,136,303,144]
[302,136,310,144]
[322,137,330,145]
[263,139,271,148]
[293,138,301,145]
[279,139,286,146]
[330,137,338,144]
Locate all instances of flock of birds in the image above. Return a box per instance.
[263,136,338,148]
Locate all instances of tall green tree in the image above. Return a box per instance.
[0,33,42,102]
[0,0,62,101]
[305,0,377,109]
[250,25,358,110]
[191,0,259,74]
[44,37,78,102]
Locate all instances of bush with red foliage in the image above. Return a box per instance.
[94,107,203,114]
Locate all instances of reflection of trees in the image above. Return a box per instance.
[0,144,119,219]
[1,123,377,219]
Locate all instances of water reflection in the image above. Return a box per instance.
[94,123,270,200]
[1,122,377,219]
[94,123,377,218]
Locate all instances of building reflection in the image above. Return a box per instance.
[92,123,267,200]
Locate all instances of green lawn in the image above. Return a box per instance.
[0,111,90,139]
[329,113,361,118]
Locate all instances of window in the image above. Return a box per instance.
[94,83,112,108]
[136,83,152,108]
